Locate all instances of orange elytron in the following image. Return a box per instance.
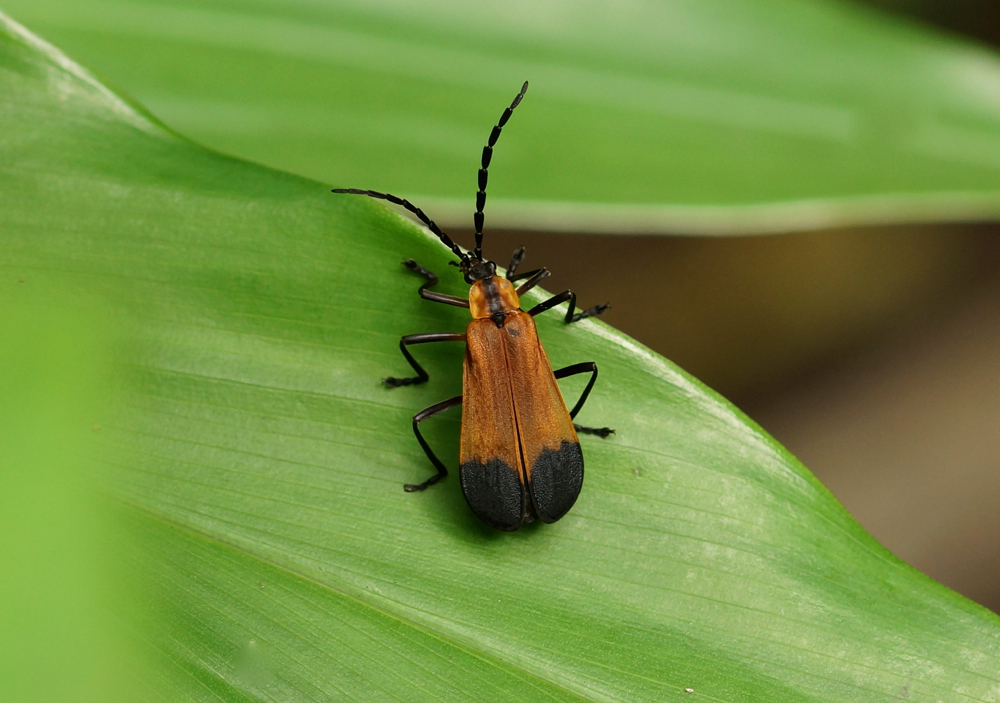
[333,82,612,530]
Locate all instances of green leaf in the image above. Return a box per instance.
[0,293,145,702]
[8,0,1000,233]
[3,11,999,702]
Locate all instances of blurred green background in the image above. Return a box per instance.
[9,0,1000,232]
[0,296,146,703]
[4,0,999,625]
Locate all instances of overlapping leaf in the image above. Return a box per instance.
[8,0,1000,232]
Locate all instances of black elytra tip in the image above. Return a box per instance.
[460,457,525,531]
[527,441,584,523]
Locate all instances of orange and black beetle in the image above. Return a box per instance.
[333,82,612,530]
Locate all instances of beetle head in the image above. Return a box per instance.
[458,257,497,284]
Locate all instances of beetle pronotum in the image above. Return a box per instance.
[333,81,612,530]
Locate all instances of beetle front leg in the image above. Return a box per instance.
[384,333,466,387]
[402,259,469,308]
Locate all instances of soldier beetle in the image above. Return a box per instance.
[333,82,612,530]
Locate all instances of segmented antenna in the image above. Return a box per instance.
[474,81,529,260]
[332,188,468,263]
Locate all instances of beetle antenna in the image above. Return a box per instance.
[332,188,468,264]
[474,81,528,261]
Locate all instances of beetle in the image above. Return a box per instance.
[333,81,612,530]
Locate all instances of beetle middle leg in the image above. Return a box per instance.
[406,394,463,491]
[554,362,614,437]
[384,332,466,387]
[528,289,610,324]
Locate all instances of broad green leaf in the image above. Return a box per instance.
[7,0,1000,233]
[3,12,1000,702]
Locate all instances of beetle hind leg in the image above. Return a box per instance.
[554,362,615,438]
[405,394,462,492]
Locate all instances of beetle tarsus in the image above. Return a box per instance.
[569,303,610,323]
[404,471,447,492]
[574,424,615,438]
[403,259,434,278]
[383,376,423,388]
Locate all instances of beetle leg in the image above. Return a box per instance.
[403,259,470,308]
[505,248,551,292]
[512,267,550,294]
[573,424,615,438]
[554,362,614,438]
[506,246,527,279]
[385,333,466,387]
[406,394,463,491]
[528,290,610,323]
